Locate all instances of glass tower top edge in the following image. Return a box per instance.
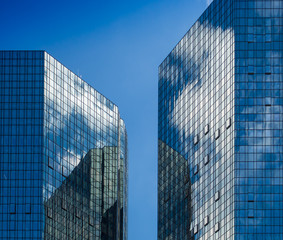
[43,51,123,116]
[159,0,233,69]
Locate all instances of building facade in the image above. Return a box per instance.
[158,0,283,239]
[0,50,128,240]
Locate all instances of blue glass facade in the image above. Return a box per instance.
[234,1,283,239]
[158,0,283,239]
[0,50,128,239]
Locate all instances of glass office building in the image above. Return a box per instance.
[158,0,283,239]
[0,50,128,240]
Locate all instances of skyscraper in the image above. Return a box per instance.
[158,0,283,239]
[0,50,128,240]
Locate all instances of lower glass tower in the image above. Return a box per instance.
[158,0,283,239]
[0,50,128,240]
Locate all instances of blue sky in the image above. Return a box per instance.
[0,0,210,239]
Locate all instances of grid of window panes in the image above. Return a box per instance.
[43,52,128,240]
[234,1,283,239]
[0,50,128,240]
[158,0,235,239]
[0,51,44,239]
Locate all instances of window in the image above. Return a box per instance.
[265,98,272,106]
[265,66,271,74]
[215,222,220,232]
[194,164,199,175]
[204,155,209,165]
[204,124,209,135]
[76,208,81,218]
[194,134,199,145]
[48,157,54,169]
[248,34,254,43]
[62,166,68,177]
[215,129,220,140]
[215,191,220,201]
[165,193,170,202]
[62,198,67,210]
[248,193,254,202]
[194,224,198,234]
[10,204,16,214]
[204,215,209,226]
[47,208,53,219]
[248,66,254,74]
[89,215,94,226]
[226,118,231,129]
[25,204,31,214]
[248,209,254,218]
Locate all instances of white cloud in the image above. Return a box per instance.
[171,21,234,141]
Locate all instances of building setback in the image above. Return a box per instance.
[158,0,283,239]
[0,50,128,240]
